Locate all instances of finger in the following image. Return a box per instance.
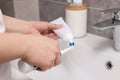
[49,33,59,38]
[36,67,41,71]
[39,66,49,71]
[47,36,59,40]
[45,33,59,40]
[37,60,54,71]
[54,53,61,66]
[26,27,41,35]
[48,33,59,39]
[49,60,54,69]
[48,23,63,30]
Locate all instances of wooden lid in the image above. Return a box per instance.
[66,2,88,10]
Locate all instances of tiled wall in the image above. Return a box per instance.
[39,0,120,39]
[13,0,40,21]
[0,0,14,17]
[86,0,120,39]
[39,0,66,21]
[1,0,120,39]
[0,0,40,21]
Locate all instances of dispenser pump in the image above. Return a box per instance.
[72,0,83,6]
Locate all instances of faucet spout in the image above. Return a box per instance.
[93,19,118,31]
[93,8,120,52]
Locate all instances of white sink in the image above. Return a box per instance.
[27,33,120,80]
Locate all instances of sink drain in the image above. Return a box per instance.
[105,61,113,70]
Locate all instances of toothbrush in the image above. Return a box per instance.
[71,0,74,5]
[18,46,74,73]
[71,0,83,6]
[60,46,74,55]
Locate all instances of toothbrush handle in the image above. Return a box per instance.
[18,47,73,73]
[18,60,35,73]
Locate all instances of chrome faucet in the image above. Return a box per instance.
[93,8,120,52]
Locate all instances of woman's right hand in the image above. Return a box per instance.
[22,34,61,71]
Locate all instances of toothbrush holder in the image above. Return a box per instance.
[65,2,88,38]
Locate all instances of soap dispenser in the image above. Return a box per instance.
[66,0,88,38]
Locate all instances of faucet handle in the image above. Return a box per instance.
[101,8,120,14]
[101,8,120,24]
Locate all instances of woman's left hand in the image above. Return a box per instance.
[4,15,62,40]
[26,21,62,39]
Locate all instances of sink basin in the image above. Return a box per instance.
[27,33,120,80]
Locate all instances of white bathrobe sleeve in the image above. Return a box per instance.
[0,9,32,80]
[0,9,5,33]
[0,9,13,80]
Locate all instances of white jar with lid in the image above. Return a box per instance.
[66,2,88,38]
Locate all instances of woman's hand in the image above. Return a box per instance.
[25,21,62,39]
[4,15,62,39]
[22,34,61,71]
[0,33,61,71]
[3,15,62,71]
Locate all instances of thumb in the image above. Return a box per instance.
[48,23,63,30]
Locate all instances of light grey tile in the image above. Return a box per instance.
[85,0,110,9]
[13,0,40,21]
[41,0,66,2]
[51,0,66,2]
[0,0,15,17]
[87,8,113,39]
[109,0,120,8]
[39,0,65,21]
